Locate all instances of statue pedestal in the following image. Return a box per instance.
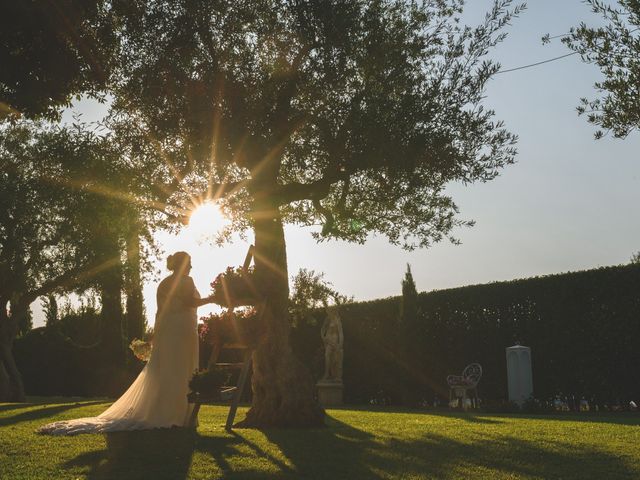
[316,380,343,406]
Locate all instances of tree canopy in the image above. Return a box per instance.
[563,0,640,139]
[0,122,93,400]
[0,120,162,400]
[0,0,119,121]
[0,123,89,310]
[110,0,520,250]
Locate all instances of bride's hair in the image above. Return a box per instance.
[167,251,191,272]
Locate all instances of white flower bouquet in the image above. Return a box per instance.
[129,339,152,362]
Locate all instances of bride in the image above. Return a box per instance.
[39,251,213,435]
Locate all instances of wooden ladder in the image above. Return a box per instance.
[187,341,254,430]
[188,245,263,431]
[222,344,254,430]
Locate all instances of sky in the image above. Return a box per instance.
[41,0,640,327]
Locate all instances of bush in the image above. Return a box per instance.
[14,326,95,396]
[520,397,555,414]
[200,308,264,351]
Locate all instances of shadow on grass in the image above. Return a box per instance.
[66,429,292,480]
[65,428,280,480]
[0,401,107,427]
[0,403,36,413]
[259,415,638,480]
[325,405,504,426]
[66,428,196,480]
[0,398,77,414]
[61,412,639,480]
[343,405,640,427]
[511,412,640,427]
[436,409,640,427]
[194,430,298,479]
[425,410,504,424]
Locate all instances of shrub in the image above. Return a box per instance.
[200,308,264,350]
[189,369,231,396]
[14,309,142,397]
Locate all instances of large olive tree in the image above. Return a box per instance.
[108,0,521,427]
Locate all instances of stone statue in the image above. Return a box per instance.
[321,306,343,383]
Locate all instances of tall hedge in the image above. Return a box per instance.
[292,264,640,405]
[14,311,142,397]
[14,264,640,405]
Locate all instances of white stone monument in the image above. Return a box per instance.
[506,344,533,406]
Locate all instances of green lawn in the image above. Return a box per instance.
[1,398,639,479]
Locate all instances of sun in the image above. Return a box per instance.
[186,202,229,241]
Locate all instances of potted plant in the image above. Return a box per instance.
[188,368,231,400]
[209,266,260,307]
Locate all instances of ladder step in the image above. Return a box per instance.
[188,387,238,404]
[222,343,250,349]
[215,362,245,368]
[220,387,236,401]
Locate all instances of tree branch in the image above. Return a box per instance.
[313,198,334,234]
[19,257,121,307]
[274,170,348,205]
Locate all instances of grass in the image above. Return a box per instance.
[1,398,639,479]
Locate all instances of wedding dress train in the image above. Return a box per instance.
[38,276,200,435]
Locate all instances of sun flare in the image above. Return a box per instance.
[187,202,229,241]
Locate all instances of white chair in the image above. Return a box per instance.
[447,363,482,409]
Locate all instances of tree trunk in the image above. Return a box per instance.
[0,358,10,401]
[125,225,145,342]
[99,238,126,366]
[0,303,26,402]
[235,205,324,428]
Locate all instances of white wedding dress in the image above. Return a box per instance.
[38,275,200,435]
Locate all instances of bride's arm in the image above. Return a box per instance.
[182,277,215,307]
[190,296,215,307]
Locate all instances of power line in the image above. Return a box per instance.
[496,51,578,74]
[545,33,571,41]
[498,27,640,75]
